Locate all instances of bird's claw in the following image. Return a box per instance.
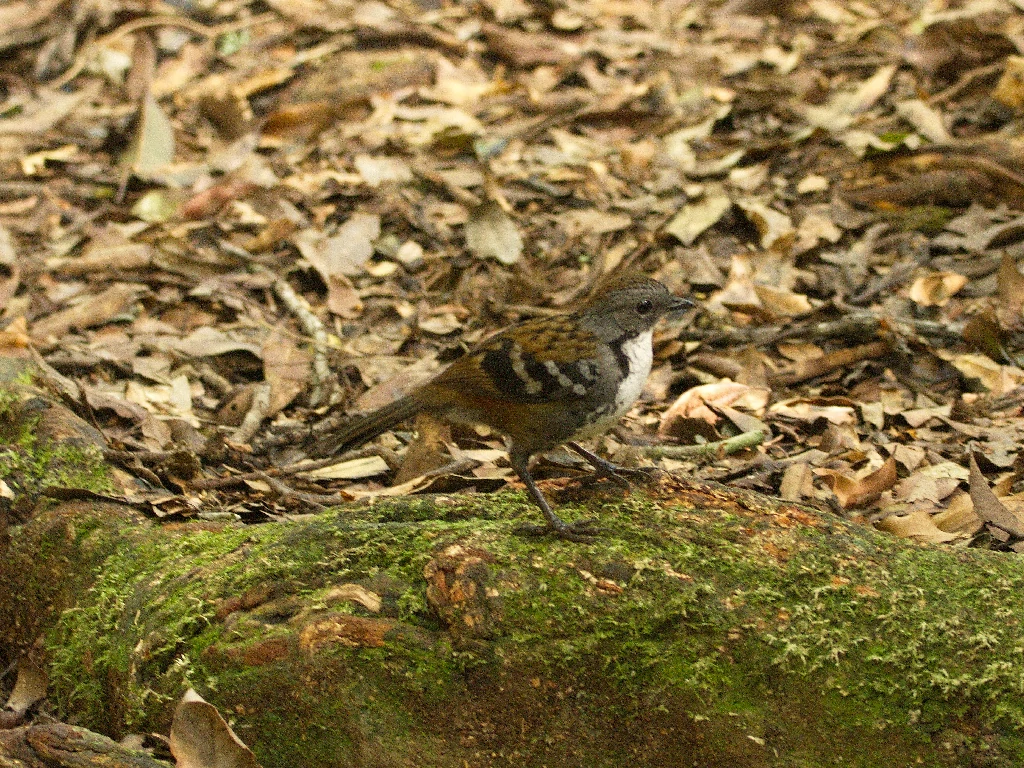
[516,517,600,542]
[585,462,661,489]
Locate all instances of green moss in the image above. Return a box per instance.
[29,484,1024,765]
[0,440,112,494]
[0,389,111,495]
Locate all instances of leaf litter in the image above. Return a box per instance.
[0,0,1023,561]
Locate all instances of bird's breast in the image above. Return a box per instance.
[612,328,654,415]
[570,329,654,440]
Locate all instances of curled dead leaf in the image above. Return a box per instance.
[876,508,959,544]
[170,688,261,768]
[907,271,967,307]
[969,452,1024,538]
[5,658,48,716]
[659,380,770,435]
[819,456,898,509]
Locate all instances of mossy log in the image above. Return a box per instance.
[0,722,171,768]
[3,477,1024,767]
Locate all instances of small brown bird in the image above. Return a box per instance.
[326,272,690,539]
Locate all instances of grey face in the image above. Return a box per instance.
[582,278,691,339]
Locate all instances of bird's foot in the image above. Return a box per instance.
[586,457,661,488]
[567,442,660,488]
[516,517,599,542]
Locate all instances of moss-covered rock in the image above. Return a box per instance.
[0,377,111,499]
[5,476,1024,767]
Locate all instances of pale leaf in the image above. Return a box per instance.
[465,202,523,264]
[664,186,731,246]
[170,689,261,768]
[123,92,175,174]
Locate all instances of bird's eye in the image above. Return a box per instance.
[636,299,654,315]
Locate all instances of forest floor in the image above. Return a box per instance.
[3,0,1024,763]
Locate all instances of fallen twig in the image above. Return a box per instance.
[642,429,765,461]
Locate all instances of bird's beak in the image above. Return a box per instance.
[668,296,695,314]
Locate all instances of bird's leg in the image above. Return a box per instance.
[566,442,659,487]
[510,454,598,541]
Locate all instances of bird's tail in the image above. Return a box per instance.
[316,395,422,456]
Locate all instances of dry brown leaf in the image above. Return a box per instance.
[325,273,364,319]
[918,461,970,482]
[5,658,48,716]
[47,227,155,276]
[125,375,195,422]
[793,208,841,254]
[418,310,464,336]
[0,316,31,358]
[779,462,815,502]
[776,342,823,363]
[479,0,532,22]
[0,0,63,45]
[993,55,1024,111]
[894,472,959,505]
[0,83,100,135]
[296,212,382,278]
[21,144,77,176]
[465,202,523,265]
[659,380,770,435]
[83,386,151,423]
[170,688,261,768]
[894,99,951,143]
[968,452,1024,538]
[123,92,176,176]
[354,154,414,186]
[752,284,813,317]
[932,490,982,536]
[30,283,147,341]
[859,401,884,430]
[262,325,312,417]
[664,185,732,246]
[769,399,856,425]
[709,253,761,313]
[168,327,262,358]
[819,456,898,509]
[901,404,951,427]
[876,508,959,544]
[300,456,391,480]
[563,209,633,236]
[907,271,967,307]
[889,444,926,472]
[944,354,1024,395]
[736,199,794,250]
[420,57,494,107]
[803,64,897,131]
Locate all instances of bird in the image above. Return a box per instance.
[323,272,691,540]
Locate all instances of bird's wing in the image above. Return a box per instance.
[429,316,603,404]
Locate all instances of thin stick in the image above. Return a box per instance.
[641,430,766,460]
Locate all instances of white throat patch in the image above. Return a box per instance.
[567,328,655,442]
[613,328,653,417]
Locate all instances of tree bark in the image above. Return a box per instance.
[0,722,171,768]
